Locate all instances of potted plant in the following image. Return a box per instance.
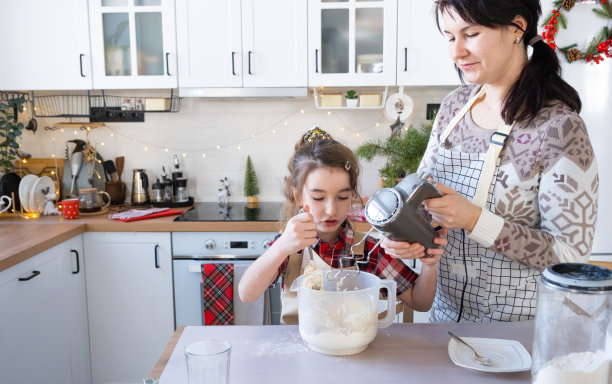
[345,90,358,108]
[0,95,26,175]
[244,155,260,207]
[355,116,434,188]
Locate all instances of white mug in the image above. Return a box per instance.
[0,195,12,214]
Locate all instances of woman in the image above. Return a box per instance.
[382,0,598,322]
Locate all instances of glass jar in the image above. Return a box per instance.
[532,263,612,384]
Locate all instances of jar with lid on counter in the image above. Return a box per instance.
[531,263,612,384]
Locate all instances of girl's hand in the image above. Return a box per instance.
[424,183,482,232]
[274,204,317,255]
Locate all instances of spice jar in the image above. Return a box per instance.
[532,263,612,384]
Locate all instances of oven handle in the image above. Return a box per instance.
[186,261,254,273]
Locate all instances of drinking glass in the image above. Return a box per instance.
[185,340,231,384]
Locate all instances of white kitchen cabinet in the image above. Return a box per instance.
[308,0,397,87]
[88,0,178,89]
[175,0,307,90]
[0,0,92,90]
[84,232,173,384]
[0,235,90,384]
[396,0,460,86]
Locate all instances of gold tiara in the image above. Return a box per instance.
[303,127,333,143]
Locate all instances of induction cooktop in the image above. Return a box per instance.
[173,202,283,222]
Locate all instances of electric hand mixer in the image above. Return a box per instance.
[364,171,443,250]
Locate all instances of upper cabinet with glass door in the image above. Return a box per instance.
[88,0,177,89]
[308,0,397,87]
[397,0,460,86]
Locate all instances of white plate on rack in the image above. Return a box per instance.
[19,174,38,213]
[448,337,532,373]
[28,176,55,214]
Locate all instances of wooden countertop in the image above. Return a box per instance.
[0,222,86,272]
[0,205,371,273]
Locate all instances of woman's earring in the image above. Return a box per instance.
[515,36,521,44]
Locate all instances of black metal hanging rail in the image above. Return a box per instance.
[31,89,181,120]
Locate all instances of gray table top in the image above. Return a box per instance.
[159,321,534,383]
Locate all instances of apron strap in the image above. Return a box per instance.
[440,86,515,208]
[472,121,515,208]
[440,87,484,143]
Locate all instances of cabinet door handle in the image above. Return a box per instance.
[404,48,408,72]
[18,270,41,281]
[79,54,86,77]
[248,51,252,75]
[71,249,80,274]
[154,244,160,268]
[315,49,319,73]
[165,52,171,76]
[231,52,237,75]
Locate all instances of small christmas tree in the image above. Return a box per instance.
[244,155,260,198]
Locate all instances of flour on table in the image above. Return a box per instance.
[533,350,610,384]
[247,332,309,357]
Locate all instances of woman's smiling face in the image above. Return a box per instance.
[442,8,522,87]
[296,166,352,242]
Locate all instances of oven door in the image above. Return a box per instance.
[173,259,277,327]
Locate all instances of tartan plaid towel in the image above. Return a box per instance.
[202,264,234,325]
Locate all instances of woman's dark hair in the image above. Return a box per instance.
[434,0,581,124]
[280,130,361,224]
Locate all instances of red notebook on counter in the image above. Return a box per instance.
[109,208,183,222]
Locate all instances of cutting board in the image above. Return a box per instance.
[13,158,65,197]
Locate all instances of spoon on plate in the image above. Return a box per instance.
[448,331,493,366]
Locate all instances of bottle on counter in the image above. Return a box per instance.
[171,155,183,199]
[151,179,164,203]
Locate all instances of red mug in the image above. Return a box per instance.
[61,198,79,219]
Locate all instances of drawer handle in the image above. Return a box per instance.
[19,270,41,281]
[79,53,86,77]
[248,50,252,75]
[154,244,160,268]
[71,249,80,274]
[231,52,237,75]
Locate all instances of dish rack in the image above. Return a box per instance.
[31,90,182,121]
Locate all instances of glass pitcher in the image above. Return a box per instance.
[78,188,111,213]
[532,263,612,384]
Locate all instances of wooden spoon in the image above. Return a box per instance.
[115,156,125,183]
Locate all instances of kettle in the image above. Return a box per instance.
[364,171,443,250]
[131,169,150,204]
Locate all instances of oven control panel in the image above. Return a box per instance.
[172,232,278,258]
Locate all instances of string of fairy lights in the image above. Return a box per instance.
[37,100,394,160]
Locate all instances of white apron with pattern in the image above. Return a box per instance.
[431,88,539,322]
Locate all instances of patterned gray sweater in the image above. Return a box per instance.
[418,85,599,270]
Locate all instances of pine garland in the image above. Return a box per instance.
[244,155,260,196]
[355,118,433,187]
[542,0,612,64]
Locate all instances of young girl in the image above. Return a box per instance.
[238,128,447,325]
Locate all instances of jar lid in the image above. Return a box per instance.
[541,263,612,293]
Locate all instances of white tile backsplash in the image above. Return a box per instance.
[21,87,454,202]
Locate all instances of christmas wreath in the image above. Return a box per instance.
[542,0,612,64]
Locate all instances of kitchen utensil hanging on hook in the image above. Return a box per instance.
[384,86,414,128]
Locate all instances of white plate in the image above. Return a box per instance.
[28,176,55,213]
[19,174,38,213]
[448,337,532,373]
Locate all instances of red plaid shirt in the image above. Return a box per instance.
[275,222,419,296]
